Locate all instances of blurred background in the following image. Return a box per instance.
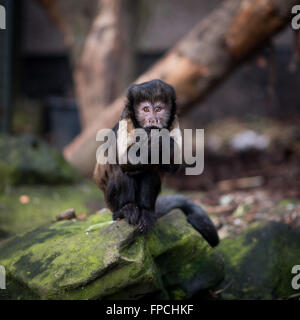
[1,0,300,299]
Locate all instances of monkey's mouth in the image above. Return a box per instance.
[144,126,162,133]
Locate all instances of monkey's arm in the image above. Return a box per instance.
[155,195,219,247]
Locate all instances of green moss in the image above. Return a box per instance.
[0,211,224,300]
[171,288,187,300]
[147,212,224,299]
[279,198,299,208]
[0,214,166,300]
[215,222,300,300]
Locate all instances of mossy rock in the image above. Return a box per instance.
[0,134,81,188]
[0,183,104,238]
[215,222,300,299]
[0,211,224,300]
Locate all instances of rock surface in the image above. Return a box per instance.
[0,210,224,300]
[215,222,300,300]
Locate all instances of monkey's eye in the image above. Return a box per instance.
[155,107,162,112]
[143,107,150,112]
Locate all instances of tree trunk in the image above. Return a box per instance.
[75,0,135,129]
[64,0,300,176]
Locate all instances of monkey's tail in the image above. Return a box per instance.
[155,195,219,247]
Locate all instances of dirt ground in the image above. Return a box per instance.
[166,116,300,239]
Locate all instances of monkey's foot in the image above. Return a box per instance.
[121,203,141,225]
[113,210,124,221]
[138,209,156,233]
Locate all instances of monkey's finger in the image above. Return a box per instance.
[123,204,141,225]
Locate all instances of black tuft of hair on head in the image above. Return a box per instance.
[124,79,177,128]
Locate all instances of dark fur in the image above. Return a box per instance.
[94,79,179,232]
[94,79,220,246]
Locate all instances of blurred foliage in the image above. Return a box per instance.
[12,100,44,135]
[0,134,81,188]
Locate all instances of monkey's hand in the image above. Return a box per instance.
[114,205,155,233]
[120,163,151,176]
[119,134,151,174]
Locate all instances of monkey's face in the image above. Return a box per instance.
[126,79,176,130]
[135,101,171,130]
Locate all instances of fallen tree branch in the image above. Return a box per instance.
[64,0,300,176]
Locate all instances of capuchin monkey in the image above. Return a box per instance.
[94,79,219,247]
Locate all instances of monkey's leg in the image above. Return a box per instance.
[109,172,141,225]
[137,171,161,233]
